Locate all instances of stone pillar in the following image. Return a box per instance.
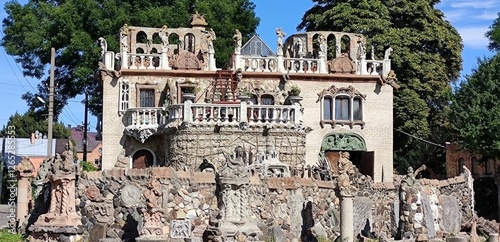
[160,51,170,70]
[340,194,354,242]
[104,52,115,70]
[208,51,216,71]
[15,157,35,231]
[488,233,498,242]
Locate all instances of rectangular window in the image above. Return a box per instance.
[353,98,362,121]
[324,97,333,120]
[335,97,349,120]
[140,89,155,107]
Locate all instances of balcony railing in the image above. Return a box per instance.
[124,101,303,130]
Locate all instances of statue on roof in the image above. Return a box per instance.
[120,24,129,52]
[318,33,327,56]
[276,28,285,55]
[190,11,208,27]
[203,28,216,53]
[233,29,242,53]
[98,37,108,57]
[159,25,169,53]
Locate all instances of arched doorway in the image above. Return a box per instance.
[131,149,155,169]
[319,133,372,178]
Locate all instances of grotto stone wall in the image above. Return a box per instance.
[71,167,475,242]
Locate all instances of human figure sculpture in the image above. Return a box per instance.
[159,25,169,53]
[98,37,108,57]
[276,28,285,55]
[296,38,303,56]
[337,151,356,196]
[120,24,129,51]
[384,47,393,60]
[233,29,242,52]
[203,28,216,53]
[318,33,327,56]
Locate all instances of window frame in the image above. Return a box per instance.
[135,84,158,108]
[319,85,366,129]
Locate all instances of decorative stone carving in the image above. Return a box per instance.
[17,157,35,177]
[337,152,356,197]
[139,178,167,239]
[120,185,142,208]
[85,186,102,201]
[382,70,401,90]
[384,47,393,60]
[173,51,202,70]
[320,133,367,152]
[263,148,290,178]
[317,84,366,102]
[190,11,208,27]
[210,146,262,241]
[203,28,216,53]
[29,148,83,241]
[124,126,158,143]
[115,150,129,168]
[170,219,191,238]
[329,56,356,74]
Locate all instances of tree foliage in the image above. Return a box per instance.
[2,0,259,117]
[487,12,500,52]
[451,55,500,159]
[1,110,71,139]
[298,0,463,172]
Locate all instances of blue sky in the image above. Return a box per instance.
[0,0,497,132]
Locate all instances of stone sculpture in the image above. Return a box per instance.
[203,28,216,53]
[318,33,327,56]
[120,24,129,52]
[398,166,427,240]
[276,28,285,55]
[233,29,242,53]
[159,25,169,53]
[98,37,108,57]
[384,47,393,60]
[337,152,356,196]
[210,146,261,241]
[296,38,303,56]
[29,146,83,242]
[138,178,167,239]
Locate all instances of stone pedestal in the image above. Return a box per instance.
[340,194,354,242]
[29,173,83,241]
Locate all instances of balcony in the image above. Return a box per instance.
[123,101,304,143]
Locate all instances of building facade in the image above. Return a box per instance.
[99,13,397,182]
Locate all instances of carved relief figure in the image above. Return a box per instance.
[219,146,248,179]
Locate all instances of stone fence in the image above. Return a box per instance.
[66,166,476,242]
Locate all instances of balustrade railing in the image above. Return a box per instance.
[127,53,161,69]
[283,58,320,74]
[124,102,302,129]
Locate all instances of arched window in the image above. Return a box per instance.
[319,85,365,128]
[184,33,195,53]
[119,80,130,113]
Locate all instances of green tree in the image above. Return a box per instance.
[1,0,259,117]
[486,12,500,52]
[298,0,463,173]
[1,110,71,139]
[451,54,500,160]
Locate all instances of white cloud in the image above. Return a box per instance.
[450,0,499,9]
[477,11,499,20]
[457,27,490,49]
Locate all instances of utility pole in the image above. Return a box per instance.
[83,93,88,162]
[48,48,55,158]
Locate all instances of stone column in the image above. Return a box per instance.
[340,194,354,242]
[15,157,35,231]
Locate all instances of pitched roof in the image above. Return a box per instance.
[70,125,102,153]
[241,35,276,57]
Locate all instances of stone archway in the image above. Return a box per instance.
[131,148,156,169]
[319,133,371,177]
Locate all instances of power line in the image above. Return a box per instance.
[0,30,38,93]
[394,128,445,148]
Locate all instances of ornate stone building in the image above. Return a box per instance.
[98,13,397,182]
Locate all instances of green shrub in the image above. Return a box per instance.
[81,161,99,172]
[0,229,24,242]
